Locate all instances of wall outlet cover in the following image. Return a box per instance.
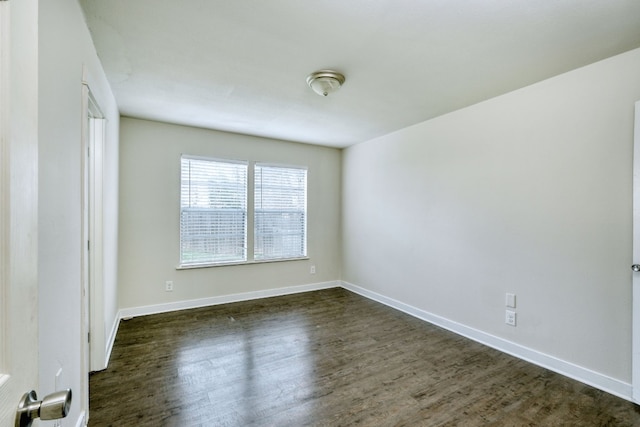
[505,310,517,326]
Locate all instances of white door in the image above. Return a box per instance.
[632,100,640,402]
[0,0,40,426]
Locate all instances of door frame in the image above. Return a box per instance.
[0,0,9,394]
[82,81,106,373]
[0,0,9,381]
[632,100,640,402]
[80,74,106,425]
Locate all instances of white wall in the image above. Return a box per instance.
[118,118,341,310]
[38,0,119,424]
[343,48,640,389]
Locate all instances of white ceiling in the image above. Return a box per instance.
[79,0,640,148]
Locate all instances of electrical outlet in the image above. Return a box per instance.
[505,310,517,326]
[165,281,174,292]
[310,265,316,274]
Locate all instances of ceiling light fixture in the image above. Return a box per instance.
[306,70,345,97]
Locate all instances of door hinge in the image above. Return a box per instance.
[88,332,90,343]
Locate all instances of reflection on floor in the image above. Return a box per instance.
[89,288,640,426]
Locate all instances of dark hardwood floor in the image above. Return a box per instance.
[89,288,640,426]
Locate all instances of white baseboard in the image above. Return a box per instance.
[103,313,120,369]
[340,280,633,402]
[118,281,340,320]
[108,279,633,403]
[108,281,338,370]
[74,410,86,427]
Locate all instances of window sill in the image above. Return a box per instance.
[176,256,310,270]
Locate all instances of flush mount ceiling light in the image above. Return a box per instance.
[306,70,345,97]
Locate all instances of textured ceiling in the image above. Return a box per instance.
[80,0,640,148]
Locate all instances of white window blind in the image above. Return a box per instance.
[254,164,307,261]
[180,157,247,266]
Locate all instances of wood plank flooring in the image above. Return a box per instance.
[89,288,640,426]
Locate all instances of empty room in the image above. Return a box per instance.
[3,0,640,426]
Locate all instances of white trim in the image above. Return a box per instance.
[105,314,120,366]
[95,313,121,372]
[75,410,86,427]
[176,256,310,270]
[107,281,339,369]
[0,0,9,383]
[632,100,640,403]
[105,279,632,403]
[88,114,106,372]
[118,281,339,319]
[341,281,633,402]
[181,153,248,165]
[255,161,308,171]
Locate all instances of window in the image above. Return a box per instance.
[254,164,307,260]
[179,156,307,267]
[180,157,248,266]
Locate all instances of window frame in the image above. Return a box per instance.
[254,162,308,262]
[179,155,249,267]
[177,156,309,269]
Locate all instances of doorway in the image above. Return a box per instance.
[81,80,106,422]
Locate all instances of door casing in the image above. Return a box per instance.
[632,100,640,402]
